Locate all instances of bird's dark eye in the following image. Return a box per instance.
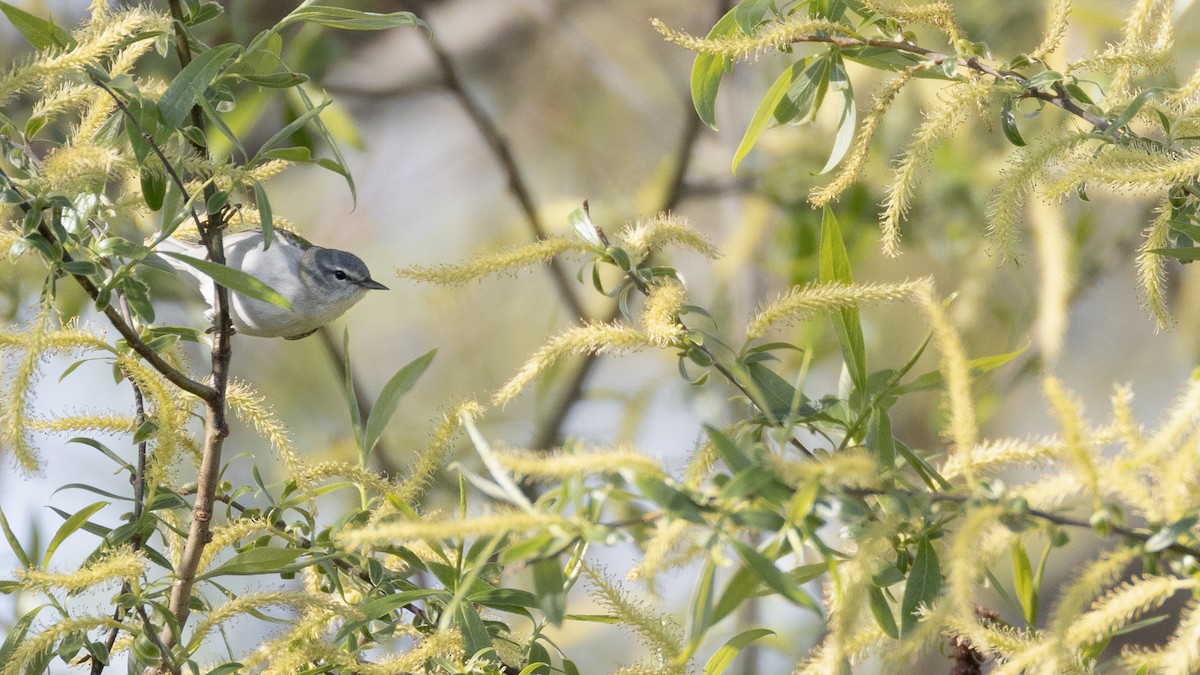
[334,270,347,281]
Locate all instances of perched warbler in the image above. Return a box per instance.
[159,229,387,340]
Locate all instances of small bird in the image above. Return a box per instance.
[158,229,388,340]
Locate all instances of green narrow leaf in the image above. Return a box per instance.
[691,9,739,129]
[1012,539,1035,627]
[253,180,273,249]
[158,44,240,129]
[0,506,31,568]
[532,556,567,627]
[140,168,166,212]
[702,627,775,675]
[733,60,805,174]
[1148,247,1200,261]
[867,585,899,639]
[774,55,829,125]
[730,540,821,614]
[200,547,306,578]
[456,601,494,656]
[361,348,436,457]
[160,251,291,309]
[819,207,866,390]
[865,407,895,479]
[900,538,942,636]
[1000,96,1027,146]
[44,501,108,568]
[711,564,759,625]
[816,56,856,175]
[684,556,718,660]
[0,2,73,49]
[342,328,363,447]
[281,7,427,31]
[0,604,48,666]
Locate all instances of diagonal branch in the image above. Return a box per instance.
[414,1,588,321]
[529,0,730,451]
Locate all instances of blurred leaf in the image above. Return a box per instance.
[1012,539,1035,626]
[684,556,718,660]
[282,7,426,31]
[1145,515,1198,553]
[0,2,73,49]
[820,208,867,390]
[1148,247,1200,261]
[0,506,30,568]
[730,540,821,614]
[901,538,942,636]
[868,585,899,639]
[692,9,739,129]
[702,628,774,675]
[532,556,567,627]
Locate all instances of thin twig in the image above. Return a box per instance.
[414,1,587,320]
[528,0,731,451]
[89,76,206,235]
[91,298,151,673]
[779,34,1113,131]
[0,166,215,401]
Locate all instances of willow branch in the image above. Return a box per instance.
[784,34,1112,131]
[158,0,235,656]
[415,2,587,320]
[529,0,732,451]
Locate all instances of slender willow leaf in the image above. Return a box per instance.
[160,251,291,309]
[692,9,739,129]
[702,628,775,675]
[362,348,436,457]
[44,501,107,568]
[158,44,240,129]
[819,208,867,390]
[900,538,942,636]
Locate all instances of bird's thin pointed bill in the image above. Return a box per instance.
[360,279,389,290]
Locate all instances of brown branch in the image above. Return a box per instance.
[845,488,1200,559]
[157,0,236,658]
[529,0,732,451]
[415,1,587,320]
[782,34,1112,131]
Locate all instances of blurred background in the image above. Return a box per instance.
[4,0,1200,671]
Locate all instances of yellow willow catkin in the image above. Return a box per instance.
[339,512,575,548]
[2,306,52,472]
[651,16,854,59]
[494,445,664,480]
[640,282,686,346]
[390,400,483,506]
[493,322,658,405]
[225,379,305,487]
[2,616,132,675]
[916,284,978,485]
[1029,200,1071,362]
[746,279,926,338]
[189,591,361,647]
[397,237,592,285]
[18,546,145,591]
[618,214,719,259]
[1136,198,1174,330]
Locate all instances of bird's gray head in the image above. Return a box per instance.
[302,247,389,299]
